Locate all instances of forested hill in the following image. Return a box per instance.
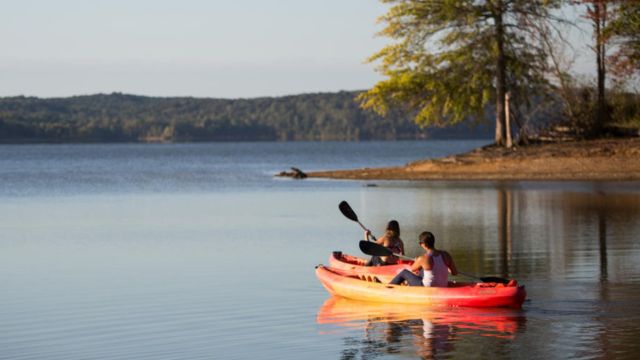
[0,91,492,143]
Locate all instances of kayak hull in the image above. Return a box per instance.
[315,265,526,308]
[327,251,412,283]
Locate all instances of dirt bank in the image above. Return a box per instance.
[304,138,640,181]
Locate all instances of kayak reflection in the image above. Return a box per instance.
[317,296,526,358]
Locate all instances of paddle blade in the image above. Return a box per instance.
[339,201,358,222]
[359,240,393,257]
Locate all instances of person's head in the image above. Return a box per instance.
[386,220,400,236]
[418,231,435,249]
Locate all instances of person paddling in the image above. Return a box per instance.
[365,220,405,266]
[389,231,457,287]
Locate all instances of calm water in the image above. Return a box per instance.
[1,141,640,360]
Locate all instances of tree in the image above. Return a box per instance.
[572,1,640,135]
[359,0,563,147]
[606,1,640,79]
[577,0,611,134]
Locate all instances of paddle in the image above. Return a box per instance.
[457,272,510,285]
[358,240,510,284]
[338,201,376,241]
[359,240,413,260]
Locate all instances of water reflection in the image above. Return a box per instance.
[345,183,640,358]
[597,193,608,283]
[546,188,640,283]
[317,297,526,359]
[363,183,640,284]
[497,187,513,280]
[493,185,640,283]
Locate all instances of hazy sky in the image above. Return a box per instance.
[1,0,593,99]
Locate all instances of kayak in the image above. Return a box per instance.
[315,265,526,308]
[327,251,412,283]
[317,296,524,338]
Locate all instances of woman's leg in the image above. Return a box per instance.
[389,269,423,286]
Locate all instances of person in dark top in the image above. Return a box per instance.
[365,220,405,266]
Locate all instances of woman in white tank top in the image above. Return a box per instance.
[389,231,458,287]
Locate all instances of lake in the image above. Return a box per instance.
[1,141,640,359]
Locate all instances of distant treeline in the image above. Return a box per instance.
[0,92,492,143]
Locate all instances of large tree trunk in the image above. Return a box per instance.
[594,2,607,135]
[494,2,507,146]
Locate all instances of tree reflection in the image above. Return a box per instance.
[557,189,640,283]
[497,187,513,279]
[597,192,608,283]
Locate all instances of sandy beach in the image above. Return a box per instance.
[305,138,640,181]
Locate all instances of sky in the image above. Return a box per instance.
[0,0,594,99]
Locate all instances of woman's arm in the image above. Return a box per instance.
[398,239,405,255]
[410,255,425,272]
[374,234,388,246]
[443,251,458,275]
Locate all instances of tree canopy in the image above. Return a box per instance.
[607,1,640,78]
[0,92,494,143]
[359,0,564,147]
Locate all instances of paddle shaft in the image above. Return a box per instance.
[356,221,377,241]
[338,201,377,241]
[458,271,484,281]
[387,250,413,261]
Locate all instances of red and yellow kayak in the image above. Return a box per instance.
[327,251,412,283]
[315,265,526,308]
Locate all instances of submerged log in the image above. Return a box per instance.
[277,167,308,179]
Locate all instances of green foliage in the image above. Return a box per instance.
[359,0,562,136]
[0,92,490,143]
[542,80,640,137]
[606,1,640,78]
[609,88,640,128]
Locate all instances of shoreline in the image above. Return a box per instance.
[304,138,640,181]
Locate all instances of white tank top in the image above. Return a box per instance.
[422,253,449,287]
